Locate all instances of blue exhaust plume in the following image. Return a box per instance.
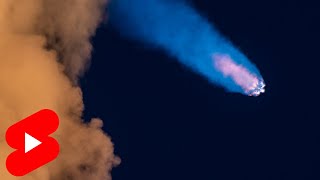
[109,0,265,96]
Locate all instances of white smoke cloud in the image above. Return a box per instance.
[0,0,119,179]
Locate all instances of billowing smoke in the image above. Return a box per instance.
[110,0,265,96]
[0,0,119,179]
[38,0,107,82]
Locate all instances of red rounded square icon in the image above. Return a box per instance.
[5,109,60,176]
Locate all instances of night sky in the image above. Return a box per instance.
[81,0,320,179]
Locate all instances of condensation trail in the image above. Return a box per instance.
[110,0,265,96]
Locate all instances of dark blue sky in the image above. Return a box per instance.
[81,0,319,179]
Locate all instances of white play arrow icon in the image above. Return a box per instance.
[25,133,42,153]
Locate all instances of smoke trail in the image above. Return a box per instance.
[0,0,119,180]
[110,0,265,96]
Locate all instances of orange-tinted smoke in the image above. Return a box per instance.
[0,0,119,179]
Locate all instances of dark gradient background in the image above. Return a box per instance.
[81,0,320,179]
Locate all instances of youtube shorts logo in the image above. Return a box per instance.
[5,109,60,176]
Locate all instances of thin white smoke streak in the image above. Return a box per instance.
[0,0,119,179]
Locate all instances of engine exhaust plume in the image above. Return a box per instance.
[213,54,265,96]
[110,0,265,96]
